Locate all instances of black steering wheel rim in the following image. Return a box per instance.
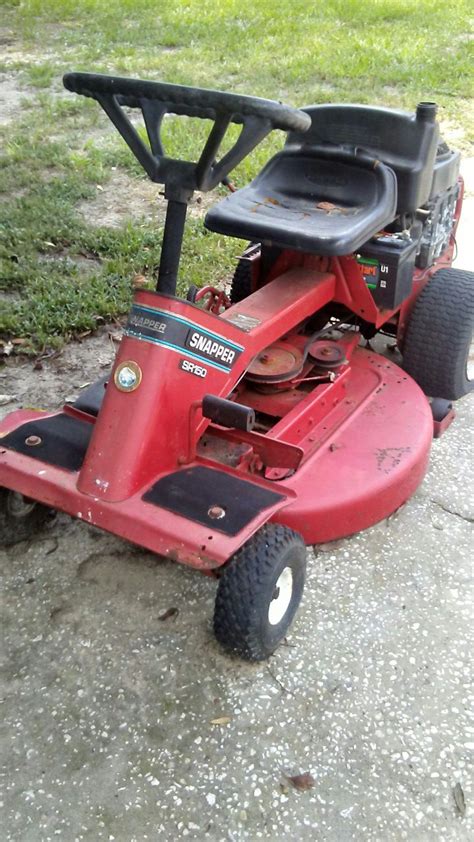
[63,72,311,192]
[63,72,310,133]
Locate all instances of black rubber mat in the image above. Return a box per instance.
[2,413,93,472]
[143,465,285,536]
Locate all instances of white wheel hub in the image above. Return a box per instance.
[467,335,474,382]
[268,566,293,625]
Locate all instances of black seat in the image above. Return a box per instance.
[205,101,440,256]
[205,146,397,256]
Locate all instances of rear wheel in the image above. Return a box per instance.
[0,488,53,547]
[230,243,260,303]
[402,268,474,400]
[214,524,306,661]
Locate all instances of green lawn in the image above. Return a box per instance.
[1,0,473,351]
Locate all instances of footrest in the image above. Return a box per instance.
[143,465,285,536]
[1,413,94,471]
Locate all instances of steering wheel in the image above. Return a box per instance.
[63,72,311,194]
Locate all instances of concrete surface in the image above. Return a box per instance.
[0,166,473,841]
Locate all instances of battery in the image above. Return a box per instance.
[356,234,418,309]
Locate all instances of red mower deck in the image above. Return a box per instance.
[0,345,433,565]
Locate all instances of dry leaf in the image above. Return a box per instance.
[286,773,315,791]
[0,394,17,406]
[12,337,28,345]
[263,196,280,205]
[453,782,466,816]
[210,716,232,726]
[316,539,346,552]
[78,249,100,261]
[37,349,62,362]
[132,274,148,289]
[316,201,336,211]
[158,607,179,621]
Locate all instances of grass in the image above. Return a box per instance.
[0,0,473,351]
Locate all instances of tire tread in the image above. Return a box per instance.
[402,268,474,400]
[214,524,305,661]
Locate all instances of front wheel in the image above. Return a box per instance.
[213,524,306,661]
[0,488,54,547]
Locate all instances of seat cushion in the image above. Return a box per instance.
[205,148,397,256]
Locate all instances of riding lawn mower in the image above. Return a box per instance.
[1,73,472,660]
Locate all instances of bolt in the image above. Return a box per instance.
[25,435,42,447]
[208,505,226,520]
[260,354,270,364]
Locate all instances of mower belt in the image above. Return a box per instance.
[143,466,285,536]
[1,413,93,472]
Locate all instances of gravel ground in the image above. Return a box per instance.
[0,170,473,841]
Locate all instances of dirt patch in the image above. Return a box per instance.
[439,112,474,155]
[0,186,29,204]
[77,551,164,592]
[0,325,120,419]
[38,251,102,276]
[0,31,16,48]
[0,68,67,129]
[440,118,469,150]
[77,168,219,228]
[0,30,57,68]
[0,71,35,126]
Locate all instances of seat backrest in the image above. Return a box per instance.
[286,102,439,214]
